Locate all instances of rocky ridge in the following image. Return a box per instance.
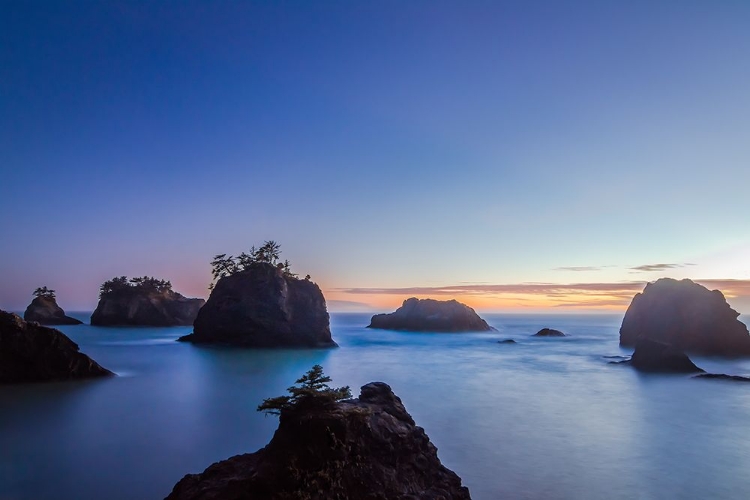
[165,381,471,500]
[0,310,112,383]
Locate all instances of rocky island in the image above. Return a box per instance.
[620,278,750,356]
[165,365,471,500]
[24,286,82,325]
[368,297,492,332]
[180,242,336,347]
[91,276,204,326]
[1,310,113,383]
[533,328,565,337]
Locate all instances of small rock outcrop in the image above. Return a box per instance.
[498,339,517,344]
[91,276,204,326]
[368,298,492,332]
[533,328,565,337]
[628,337,704,373]
[620,278,750,356]
[181,262,336,347]
[0,310,113,383]
[24,296,82,325]
[165,382,471,500]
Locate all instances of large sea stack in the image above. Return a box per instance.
[0,310,112,383]
[368,297,492,332]
[166,381,471,500]
[24,295,82,325]
[91,276,204,326]
[181,262,336,347]
[620,278,750,357]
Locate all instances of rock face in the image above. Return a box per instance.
[0,310,113,383]
[91,290,204,326]
[620,278,750,356]
[628,337,704,373]
[533,328,565,337]
[368,298,492,332]
[24,296,82,325]
[165,382,471,500]
[181,263,335,347]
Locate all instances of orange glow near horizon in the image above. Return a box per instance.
[324,278,750,313]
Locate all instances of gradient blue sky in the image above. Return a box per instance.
[2,1,749,312]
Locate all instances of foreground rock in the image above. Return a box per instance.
[628,337,704,373]
[0,310,113,383]
[24,296,82,325]
[91,277,204,326]
[166,382,471,500]
[533,328,565,337]
[368,297,492,332]
[181,262,335,347]
[620,278,750,357]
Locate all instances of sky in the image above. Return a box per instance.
[1,0,749,314]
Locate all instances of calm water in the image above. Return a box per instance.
[3,312,750,500]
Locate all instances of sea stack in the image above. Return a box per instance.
[181,262,336,347]
[620,278,750,357]
[0,310,113,383]
[24,295,82,325]
[368,297,492,332]
[91,276,204,326]
[165,380,471,500]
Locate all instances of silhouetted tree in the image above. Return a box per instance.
[33,286,56,299]
[257,365,351,416]
[210,254,238,281]
[255,240,281,265]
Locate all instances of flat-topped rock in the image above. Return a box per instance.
[0,310,113,383]
[368,297,492,332]
[91,276,204,326]
[165,381,471,500]
[620,278,750,357]
[24,296,82,325]
[181,262,336,347]
[533,328,565,337]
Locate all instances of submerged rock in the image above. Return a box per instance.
[628,338,704,373]
[695,373,750,382]
[368,297,492,332]
[182,262,336,347]
[498,339,517,344]
[24,296,82,325]
[0,310,113,383]
[533,328,565,337]
[620,278,750,357]
[91,280,204,327]
[165,382,471,500]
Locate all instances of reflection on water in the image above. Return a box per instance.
[2,313,750,499]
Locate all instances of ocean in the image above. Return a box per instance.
[2,312,750,500]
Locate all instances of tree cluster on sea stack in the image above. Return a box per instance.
[98,276,173,298]
[209,240,298,289]
[33,286,56,299]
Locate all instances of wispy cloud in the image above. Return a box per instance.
[630,263,694,272]
[553,266,602,272]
